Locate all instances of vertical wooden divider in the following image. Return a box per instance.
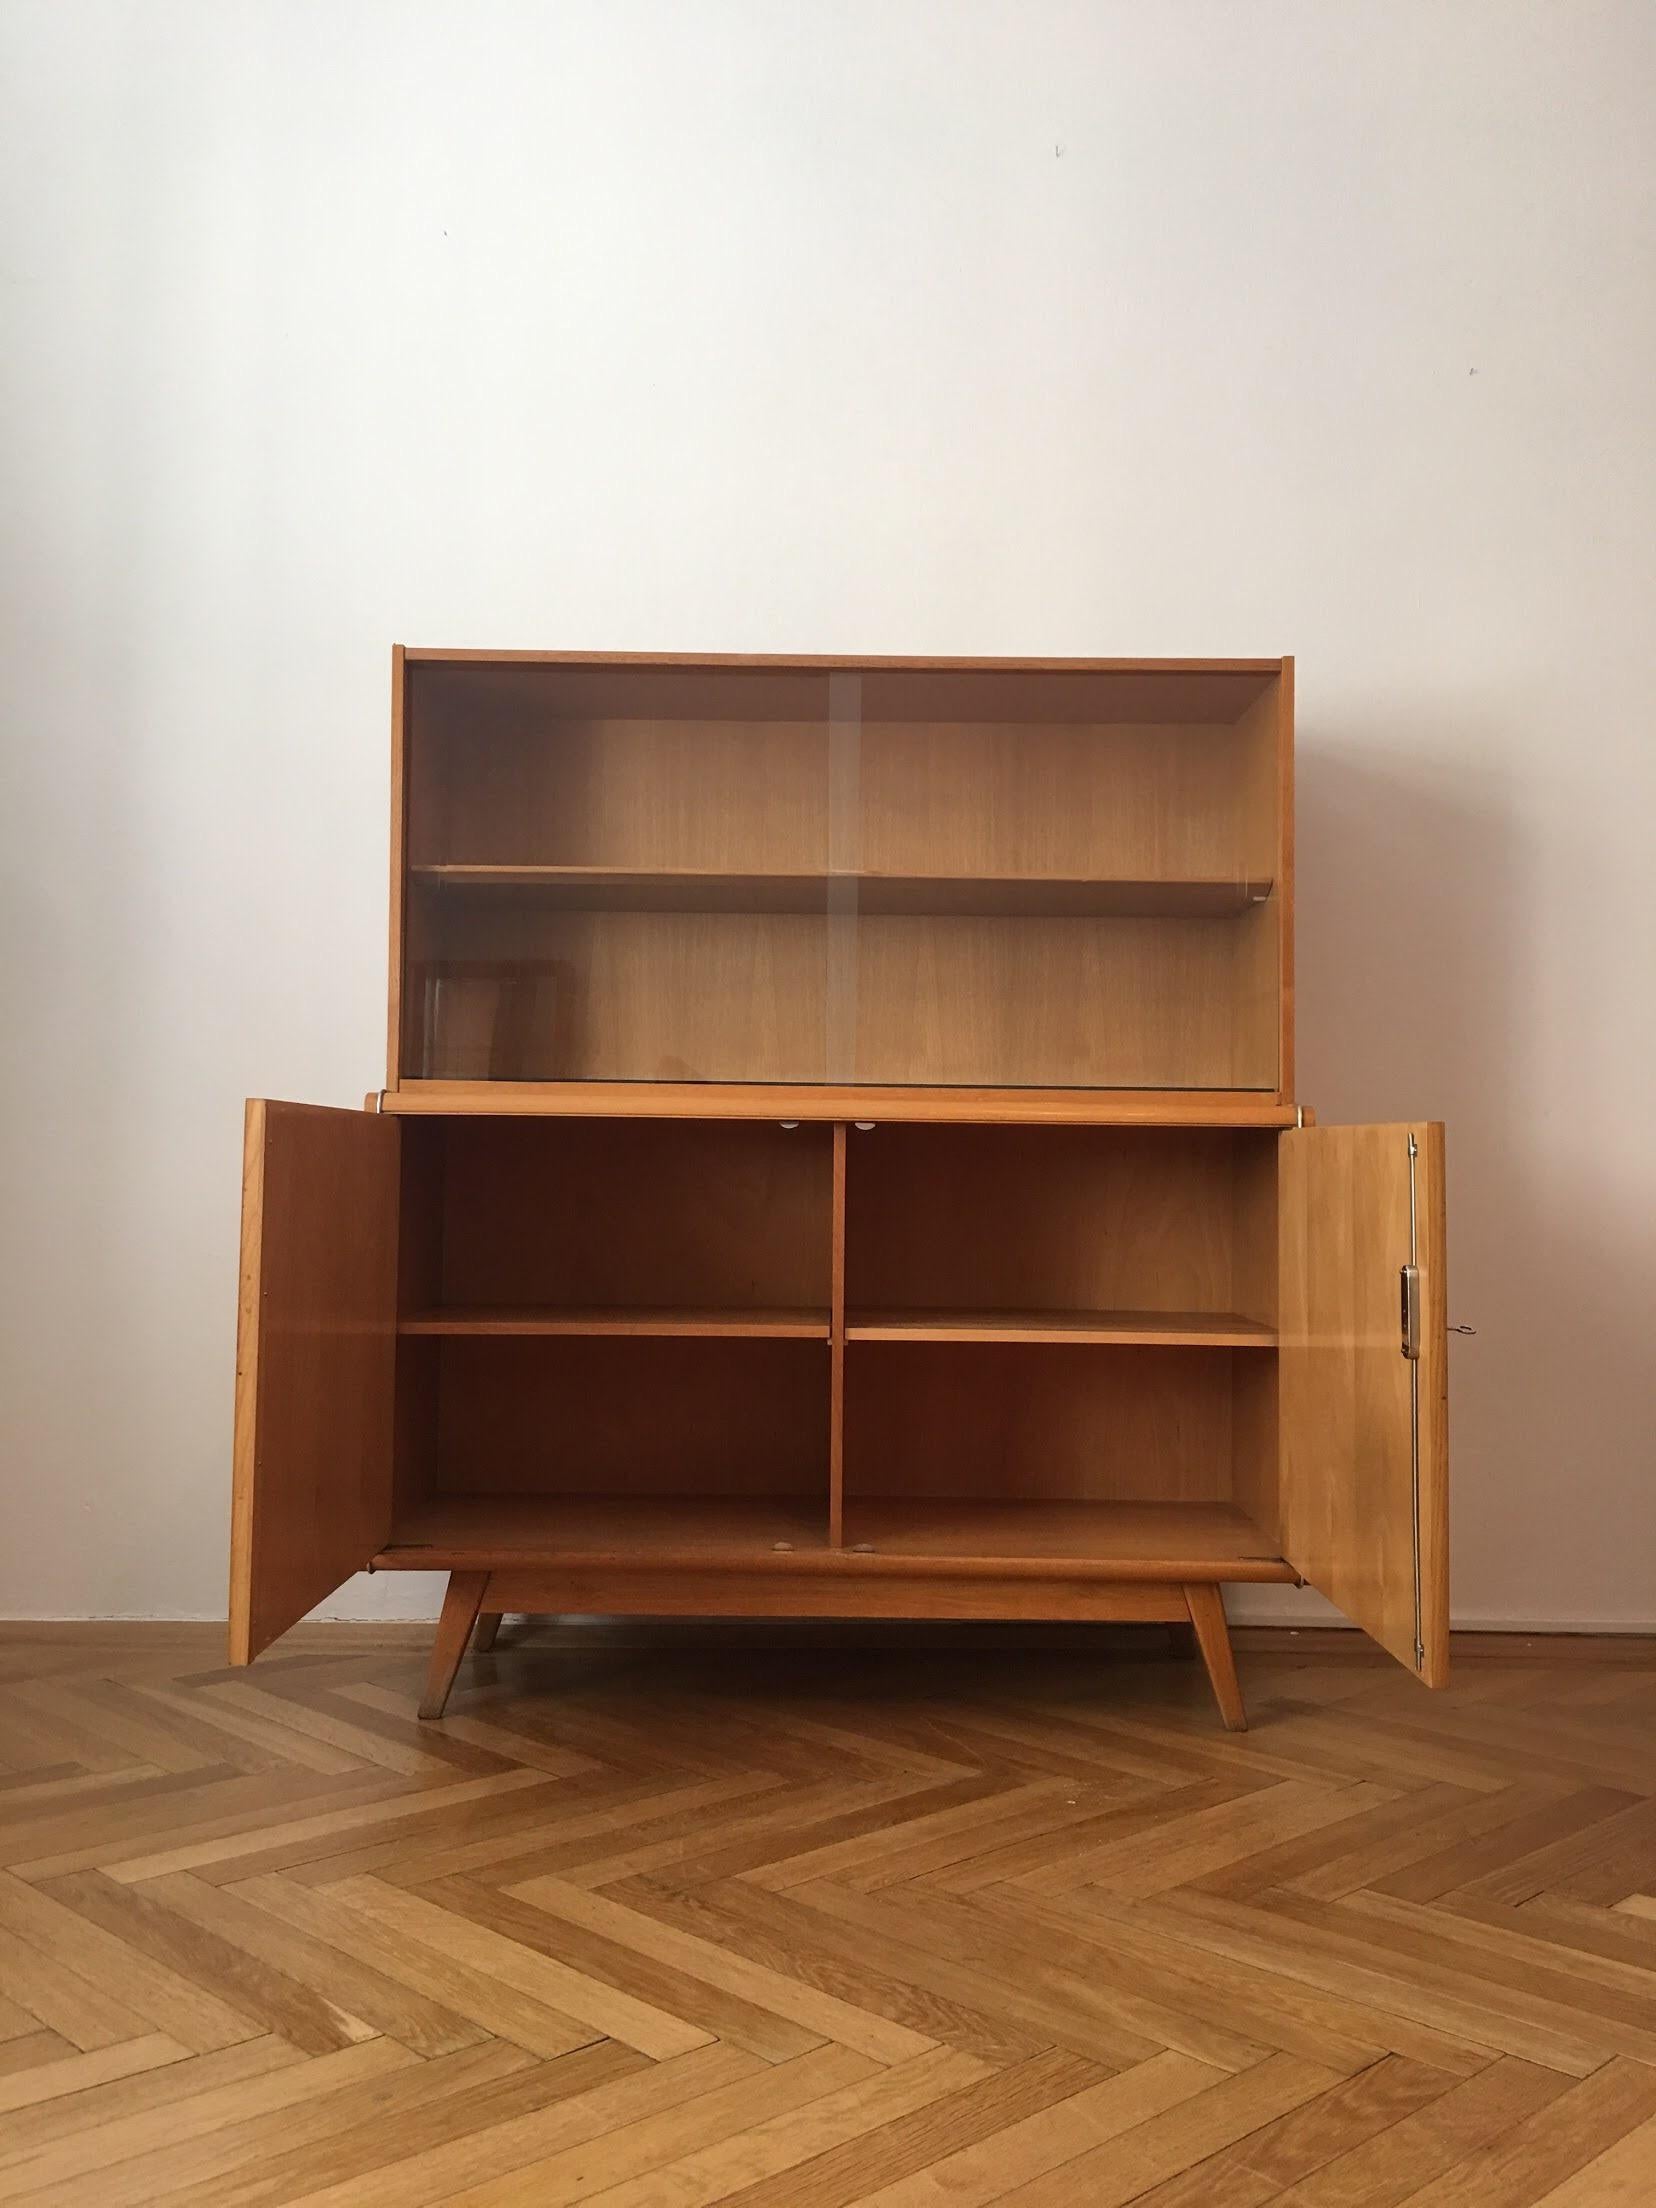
[386,644,407,1092]
[829,1121,848,1547]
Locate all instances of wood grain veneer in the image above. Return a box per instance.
[231,1102,400,1662]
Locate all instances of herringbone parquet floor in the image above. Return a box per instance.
[1,1620,1654,2205]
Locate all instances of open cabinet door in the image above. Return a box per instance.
[1279,1122,1448,1684]
[230,1100,401,1662]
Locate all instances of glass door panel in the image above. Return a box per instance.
[398,656,1285,1092]
[838,664,1283,1089]
[401,661,837,1083]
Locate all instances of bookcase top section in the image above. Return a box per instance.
[390,649,1293,1105]
[399,650,1288,726]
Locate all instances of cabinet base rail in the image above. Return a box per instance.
[417,1566,1249,1731]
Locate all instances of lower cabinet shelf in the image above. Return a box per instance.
[844,1309,1277,1347]
[840,1499,1288,1570]
[381,1496,828,1565]
[375,1494,1292,1581]
[400,1306,831,1339]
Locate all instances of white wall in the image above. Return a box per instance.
[3,0,1653,1631]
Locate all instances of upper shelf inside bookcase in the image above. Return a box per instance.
[391,653,1293,1103]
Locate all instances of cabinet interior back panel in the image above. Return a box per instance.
[851,915,1276,1089]
[409,718,831,871]
[855,721,1274,880]
[423,1119,833,1311]
[407,714,1275,882]
[430,1337,828,1496]
[404,908,830,1083]
[403,908,1277,1088]
[845,1343,1237,1503]
[847,1126,1276,1315]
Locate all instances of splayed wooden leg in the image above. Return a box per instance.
[419,1572,490,1719]
[1184,1583,1246,1731]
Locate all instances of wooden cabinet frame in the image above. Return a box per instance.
[386,652,1295,1106]
[233,652,1447,1730]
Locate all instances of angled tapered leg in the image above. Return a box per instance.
[473,1613,503,1654]
[1183,1583,1246,1731]
[419,1572,490,1720]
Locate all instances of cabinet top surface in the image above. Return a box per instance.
[398,651,1291,732]
[400,648,1290,671]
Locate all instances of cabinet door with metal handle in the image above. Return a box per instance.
[1278,1122,1449,1684]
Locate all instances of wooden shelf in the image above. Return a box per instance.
[839,1499,1290,1575]
[374,1495,1292,1582]
[846,1308,1277,1348]
[382,1495,827,1567]
[413,865,826,913]
[860,876,1271,919]
[400,1306,830,1340]
[384,1084,1298,1126]
[405,1308,1273,1350]
[410,863,1272,920]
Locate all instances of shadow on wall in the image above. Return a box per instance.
[1236,724,1650,1632]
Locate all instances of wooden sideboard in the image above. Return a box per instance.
[232,654,1447,1727]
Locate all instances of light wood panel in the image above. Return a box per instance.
[386,645,408,1091]
[854,722,1273,881]
[1230,895,1282,1093]
[843,1342,1238,1505]
[378,1497,1289,1579]
[429,1337,829,1499]
[381,1083,1301,1126]
[845,1310,1276,1347]
[414,865,831,910]
[383,1496,830,1564]
[400,1307,830,1339]
[1234,662,1294,1098]
[851,916,1277,1089]
[403,956,568,1082]
[406,907,1278,1089]
[829,1122,848,1549]
[230,1102,400,1664]
[1279,1121,1449,1684]
[845,1125,1276,1318]
[1229,1134,1282,1545]
[405,712,829,872]
[480,1567,1203,1623]
[838,1499,1285,1571]
[390,1127,443,1527]
[405,906,828,1084]
[410,865,1272,918]
[404,650,1283,724]
[1230,1356,1281,1554]
[422,1117,832,1314]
